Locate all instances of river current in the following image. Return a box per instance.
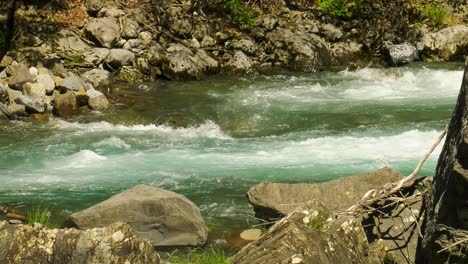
[0,63,464,233]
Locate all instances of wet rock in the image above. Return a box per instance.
[59,76,85,92]
[36,74,55,94]
[105,49,135,68]
[82,69,111,89]
[86,89,110,110]
[0,222,159,264]
[0,111,8,121]
[53,91,78,117]
[386,43,419,66]
[67,184,208,247]
[31,113,50,122]
[420,25,468,61]
[86,17,121,48]
[162,46,200,80]
[248,167,403,221]
[417,66,468,263]
[83,48,110,65]
[14,95,45,113]
[224,51,253,73]
[0,103,14,120]
[23,82,46,97]
[115,66,146,82]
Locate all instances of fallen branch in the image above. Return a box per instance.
[437,237,468,253]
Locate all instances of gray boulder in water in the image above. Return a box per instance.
[247,167,403,221]
[386,43,419,66]
[0,221,159,264]
[67,184,208,247]
[417,66,468,263]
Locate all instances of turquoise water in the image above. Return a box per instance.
[0,63,464,230]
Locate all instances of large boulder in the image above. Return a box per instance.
[232,201,387,264]
[224,51,253,74]
[105,49,135,69]
[83,48,110,65]
[53,91,78,117]
[386,43,419,66]
[86,89,110,110]
[14,95,45,113]
[419,25,468,61]
[248,167,403,221]
[59,76,86,92]
[85,17,121,48]
[417,66,468,263]
[67,185,208,247]
[0,222,159,264]
[82,69,111,89]
[8,67,35,90]
[36,74,55,94]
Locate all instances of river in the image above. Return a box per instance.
[0,63,464,238]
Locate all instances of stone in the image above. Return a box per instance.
[105,49,135,68]
[0,222,159,264]
[86,89,110,110]
[36,74,55,94]
[53,91,78,117]
[330,41,363,66]
[261,15,278,31]
[31,113,50,122]
[115,66,146,82]
[6,88,22,105]
[420,25,468,61]
[240,229,262,241]
[23,82,46,97]
[0,103,14,120]
[162,48,200,80]
[122,18,140,39]
[248,167,403,221]
[56,30,90,53]
[417,66,468,263]
[226,38,257,55]
[232,202,386,264]
[8,67,35,90]
[86,17,121,48]
[67,184,208,247]
[59,76,85,92]
[7,219,23,224]
[82,69,111,89]
[14,95,45,113]
[190,38,201,49]
[320,23,343,41]
[7,103,26,117]
[98,7,126,18]
[386,43,419,66]
[224,51,253,73]
[200,36,217,47]
[83,48,110,65]
[194,50,219,74]
[138,31,152,45]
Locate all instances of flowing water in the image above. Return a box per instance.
[0,63,464,235]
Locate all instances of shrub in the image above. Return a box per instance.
[218,0,254,27]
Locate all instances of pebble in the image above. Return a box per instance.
[8,219,23,225]
[240,229,262,241]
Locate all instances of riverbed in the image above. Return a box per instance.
[0,63,463,238]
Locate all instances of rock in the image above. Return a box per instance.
[162,46,201,80]
[8,67,35,90]
[67,184,208,247]
[226,38,257,55]
[31,113,50,122]
[0,111,8,121]
[23,82,46,97]
[7,219,23,224]
[248,167,403,221]
[74,87,89,107]
[56,30,90,53]
[122,18,140,39]
[138,31,152,45]
[420,25,468,61]
[232,202,386,264]
[59,76,85,92]
[0,103,14,120]
[82,69,111,89]
[417,66,468,263]
[260,15,278,31]
[115,66,146,82]
[0,222,159,264]
[320,23,343,41]
[7,103,26,117]
[86,17,121,48]
[194,50,219,74]
[240,229,262,241]
[83,48,110,65]
[53,91,78,117]
[14,95,45,113]
[224,51,253,73]
[200,36,217,47]
[386,43,419,66]
[98,7,125,18]
[86,89,110,110]
[105,49,135,68]
[330,41,363,66]
[36,74,55,94]
[6,88,22,104]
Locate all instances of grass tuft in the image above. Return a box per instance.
[27,207,51,227]
[169,245,232,264]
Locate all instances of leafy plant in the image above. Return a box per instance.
[169,245,232,264]
[218,0,254,27]
[423,5,447,25]
[27,207,51,227]
[308,216,326,230]
[72,53,84,63]
[318,0,366,17]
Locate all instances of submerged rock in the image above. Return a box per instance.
[417,66,468,263]
[67,184,208,247]
[248,167,403,221]
[0,222,159,264]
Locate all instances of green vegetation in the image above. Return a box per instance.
[318,0,365,17]
[72,53,84,63]
[27,207,52,227]
[422,4,447,25]
[169,245,232,264]
[218,0,254,27]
